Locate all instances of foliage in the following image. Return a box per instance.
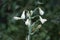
[0,0,60,40]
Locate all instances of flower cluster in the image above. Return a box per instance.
[13,7,47,25]
[13,7,47,40]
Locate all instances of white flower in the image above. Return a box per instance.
[39,8,44,15]
[30,10,33,15]
[21,10,25,19]
[26,10,33,17]
[39,16,47,24]
[25,19,31,26]
[13,10,26,20]
[13,16,21,20]
[26,11,30,17]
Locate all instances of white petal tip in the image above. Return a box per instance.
[13,17,21,20]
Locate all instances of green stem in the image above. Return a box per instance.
[28,15,32,40]
[28,26,31,40]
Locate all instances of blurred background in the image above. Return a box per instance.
[0,0,60,40]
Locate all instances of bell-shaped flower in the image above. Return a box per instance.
[25,19,31,26]
[39,16,47,24]
[21,10,25,19]
[39,8,44,15]
[26,11,30,17]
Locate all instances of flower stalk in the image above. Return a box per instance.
[27,12,32,40]
[13,7,47,40]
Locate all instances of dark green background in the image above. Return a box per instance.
[0,0,60,40]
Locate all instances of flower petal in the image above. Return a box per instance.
[30,10,33,15]
[25,19,31,26]
[13,16,21,20]
[39,16,47,24]
[21,10,25,19]
[26,11,30,17]
[39,8,44,15]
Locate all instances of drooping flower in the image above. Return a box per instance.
[13,10,26,20]
[26,11,30,17]
[21,10,25,19]
[39,16,47,24]
[26,10,33,18]
[39,8,44,15]
[25,19,31,26]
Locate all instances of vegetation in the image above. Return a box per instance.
[0,0,60,40]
